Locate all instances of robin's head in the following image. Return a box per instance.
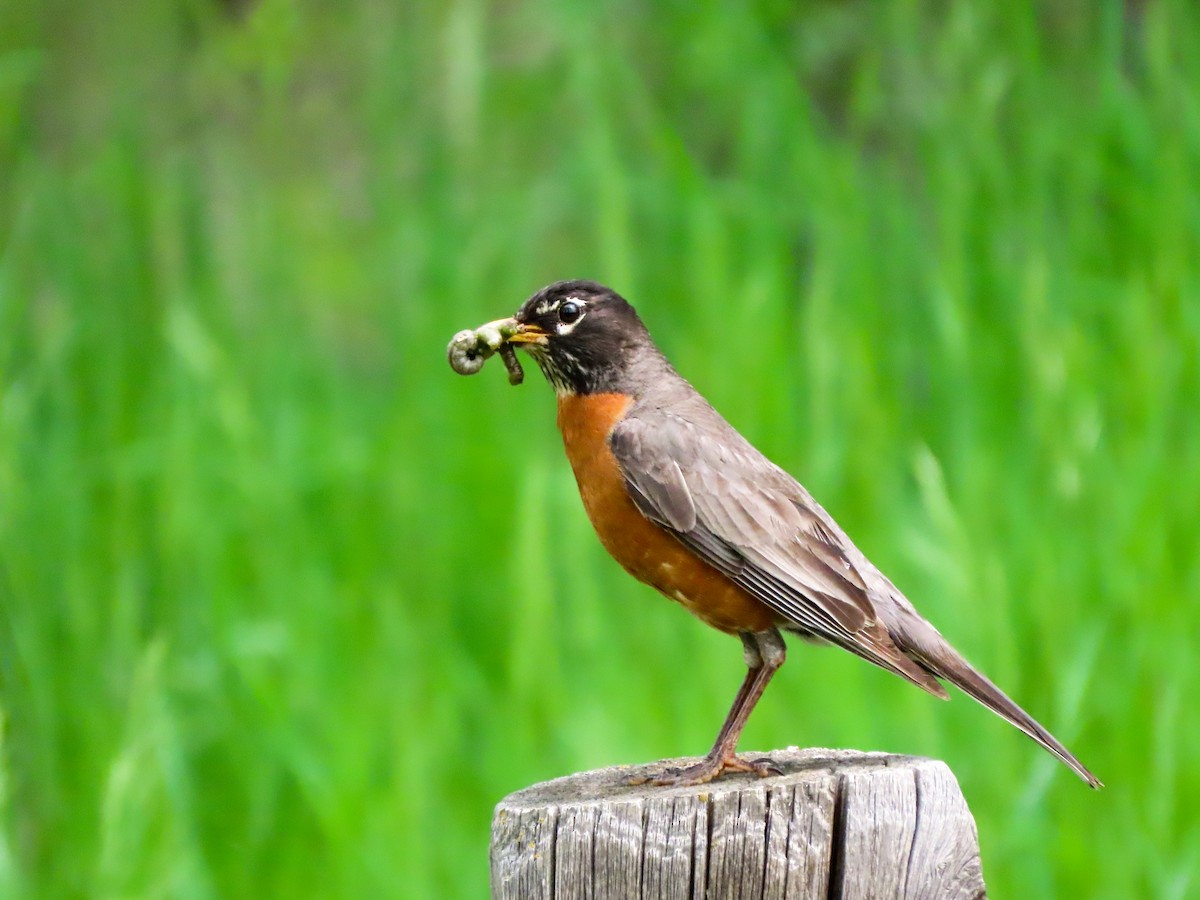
[505,280,660,395]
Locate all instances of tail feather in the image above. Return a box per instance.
[919,643,1103,789]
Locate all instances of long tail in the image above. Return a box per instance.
[914,638,1103,788]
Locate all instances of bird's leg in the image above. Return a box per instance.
[705,632,770,750]
[636,629,786,787]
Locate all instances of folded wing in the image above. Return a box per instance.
[610,409,948,697]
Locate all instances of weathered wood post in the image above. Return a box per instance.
[491,748,986,899]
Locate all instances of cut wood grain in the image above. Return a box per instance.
[491,748,986,899]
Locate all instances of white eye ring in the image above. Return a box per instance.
[555,299,586,335]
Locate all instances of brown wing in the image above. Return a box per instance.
[610,407,948,697]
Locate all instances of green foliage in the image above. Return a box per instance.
[2,1,1198,896]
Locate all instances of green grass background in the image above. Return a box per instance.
[2,0,1198,896]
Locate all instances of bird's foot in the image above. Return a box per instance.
[629,753,782,787]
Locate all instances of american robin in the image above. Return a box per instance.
[478,279,1100,788]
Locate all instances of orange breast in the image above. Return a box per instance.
[556,393,776,635]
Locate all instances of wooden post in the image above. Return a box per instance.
[491,748,986,899]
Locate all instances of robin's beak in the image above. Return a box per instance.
[501,320,550,346]
[464,317,549,352]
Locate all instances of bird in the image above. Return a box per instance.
[486,279,1101,788]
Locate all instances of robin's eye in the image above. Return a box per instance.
[559,301,581,324]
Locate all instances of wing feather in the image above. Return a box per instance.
[610,411,947,697]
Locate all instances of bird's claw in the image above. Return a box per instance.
[628,753,781,788]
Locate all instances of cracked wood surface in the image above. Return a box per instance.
[490,748,986,899]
